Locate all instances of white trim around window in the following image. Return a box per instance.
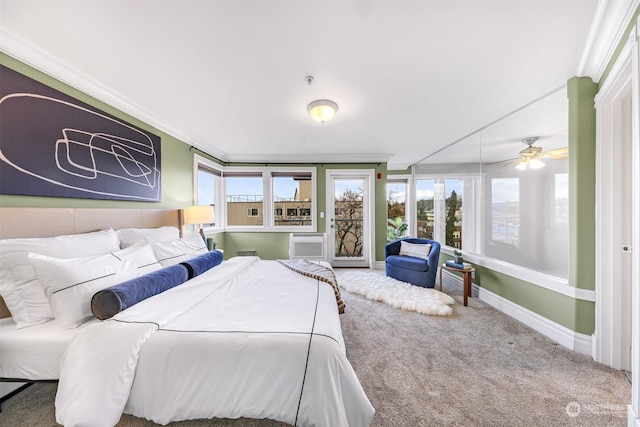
[193,154,316,232]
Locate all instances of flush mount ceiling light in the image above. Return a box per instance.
[307,99,338,123]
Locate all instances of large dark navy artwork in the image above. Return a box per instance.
[0,65,161,202]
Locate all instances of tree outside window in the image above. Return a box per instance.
[334,187,363,257]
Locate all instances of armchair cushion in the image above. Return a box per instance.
[386,255,429,272]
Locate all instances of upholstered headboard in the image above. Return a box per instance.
[0,207,182,319]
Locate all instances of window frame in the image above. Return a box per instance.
[193,155,224,232]
[193,155,316,232]
[386,176,412,237]
[412,172,481,252]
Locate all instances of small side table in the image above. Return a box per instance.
[439,264,475,306]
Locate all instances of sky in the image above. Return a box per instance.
[198,173,300,205]
[388,179,463,203]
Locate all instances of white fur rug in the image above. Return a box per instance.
[337,271,456,316]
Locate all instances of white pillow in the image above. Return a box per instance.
[116,226,180,249]
[149,233,208,267]
[28,242,160,329]
[0,229,120,329]
[399,241,432,260]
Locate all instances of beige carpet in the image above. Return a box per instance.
[0,269,630,426]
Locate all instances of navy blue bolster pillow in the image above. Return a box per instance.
[180,250,224,279]
[91,263,189,320]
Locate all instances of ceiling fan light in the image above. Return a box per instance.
[529,158,545,169]
[308,100,338,123]
[515,161,528,171]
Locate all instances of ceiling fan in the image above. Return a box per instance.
[510,137,568,170]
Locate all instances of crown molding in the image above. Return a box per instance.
[577,0,640,82]
[226,152,392,165]
[387,161,412,171]
[0,26,230,162]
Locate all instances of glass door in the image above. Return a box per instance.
[326,170,373,268]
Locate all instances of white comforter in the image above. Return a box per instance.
[56,257,374,427]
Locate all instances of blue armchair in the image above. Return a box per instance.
[385,238,441,288]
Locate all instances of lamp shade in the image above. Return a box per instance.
[308,100,338,123]
[185,205,214,225]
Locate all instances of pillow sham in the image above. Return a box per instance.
[149,233,208,267]
[28,242,160,329]
[399,241,432,260]
[92,263,189,320]
[0,229,120,329]
[116,226,180,249]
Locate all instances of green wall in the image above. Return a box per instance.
[457,6,640,335]
[0,53,194,209]
[0,54,389,263]
[568,77,598,293]
[458,76,599,335]
[5,8,637,335]
[221,232,290,260]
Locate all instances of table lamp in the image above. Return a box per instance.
[185,205,214,242]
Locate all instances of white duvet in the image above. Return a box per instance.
[56,257,374,427]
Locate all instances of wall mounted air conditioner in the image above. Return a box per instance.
[289,233,326,261]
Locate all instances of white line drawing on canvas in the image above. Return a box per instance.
[0,93,160,201]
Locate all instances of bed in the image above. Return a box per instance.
[0,207,374,426]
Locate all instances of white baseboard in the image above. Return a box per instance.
[630,405,640,427]
[441,270,592,355]
[477,284,593,355]
[474,283,592,355]
[374,261,385,270]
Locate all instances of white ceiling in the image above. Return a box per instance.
[0,1,617,169]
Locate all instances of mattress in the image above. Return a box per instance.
[0,317,97,380]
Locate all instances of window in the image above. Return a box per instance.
[387,178,408,241]
[416,179,434,239]
[482,157,569,278]
[272,172,313,227]
[491,178,520,246]
[194,156,315,231]
[413,177,465,249]
[555,173,568,224]
[195,158,222,227]
[410,87,569,281]
[225,172,263,226]
[444,178,463,249]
